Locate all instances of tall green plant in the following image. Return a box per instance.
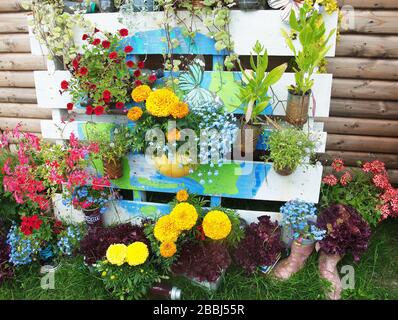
[282,4,336,95]
[238,41,287,124]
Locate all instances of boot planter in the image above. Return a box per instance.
[273,240,314,280]
[319,252,343,300]
[82,207,103,229]
[285,89,311,126]
[103,157,123,180]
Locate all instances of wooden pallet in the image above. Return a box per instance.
[29,10,338,224]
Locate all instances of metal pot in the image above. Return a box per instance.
[285,89,311,126]
[238,0,260,10]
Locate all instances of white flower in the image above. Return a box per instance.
[268,0,304,22]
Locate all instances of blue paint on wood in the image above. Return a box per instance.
[210,196,222,206]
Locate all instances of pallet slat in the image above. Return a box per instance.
[0,34,30,52]
[0,103,51,118]
[0,71,35,87]
[340,10,398,35]
[0,87,36,103]
[0,117,41,132]
[332,79,398,101]
[0,0,24,12]
[0,13,28,33]
[337,0,398,9]
[0,53,47,71]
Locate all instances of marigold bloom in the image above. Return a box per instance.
[160,241,177,258]
[106,244,127,266]
[170,202,198,231]
[131,85,151,103]
[176,189,189,202]
[170,102,189,119]
[126,242,149,266]
[154,215,180,242]
[202,210,232,240]
[145,88,179,117]
[127,107,143,121]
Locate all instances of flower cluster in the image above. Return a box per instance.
[20,215,43,236]
[280,200,326,242]
[63,184,111,211]
[57,225,84,256]
[106,242,149,267]
[202,210,232,240]
[6,225,40,266]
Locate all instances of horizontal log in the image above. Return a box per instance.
[336,35,398,58]
[0,53,47,70]
[321,116,398,137]
[332,79,398,101]
[0,103,51,119]
[0,71,34,87]
[340,10,398,35]
[327,57,398,80]
[323,166,398,184]
[0,0,24,12]
[0,88,36,103]
[327,134,398,154]
[0,117,41,133]
[319,150,398,169]
[338,0,398,8]
[0,13,28,33]
[0,34,30,52]
[330,98,398,119]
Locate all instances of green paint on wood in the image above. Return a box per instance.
[137,177,180,189]
[140,205,164,218]
[209,72,242,113]
[112,157,132,189]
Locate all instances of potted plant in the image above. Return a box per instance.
[233,215,284,275]
[282,4,335,125]
[273,200,326,280]
[266,127,316,176]
[316,204,372,300]
[237,41,287,156]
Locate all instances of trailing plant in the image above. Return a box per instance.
[266,127,316,172]
[316,204,372,262]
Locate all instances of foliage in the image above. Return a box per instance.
[316,204,372,262]
[237,41,287,124]
[55,224,86,257]
[282,3,335,95]
[280,200,326,241]
[0,227,14,284]
[0,151,18,226]
[233,215,283,275]
[266,127,316,172]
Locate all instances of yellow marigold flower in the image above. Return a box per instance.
[154,214,181,242]
[106,244,127,266]
[126,242,149,266]
[176,189,189,202]
[202,210,232,240]
[166,128,180,142]
[146,88,179,117]
[127,107,143,121]
[102,271,107,277]
[131,85,151,103]
[160,241,177,258]
[170,101,189,119]
[170,202,198,231]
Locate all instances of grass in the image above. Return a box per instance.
[0,219,397,300]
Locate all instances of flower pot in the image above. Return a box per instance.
[273,240,314,280]
[153,154,196,178]
[98,0,116,12]
[238,0,260,10]
[319,252,343,300]
[239,122,263,157]
[285,89,311,126]
[274,165,295,176]
[103,157,123,180]
[82,207,103,229]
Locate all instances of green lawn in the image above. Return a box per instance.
[1,219,397,300]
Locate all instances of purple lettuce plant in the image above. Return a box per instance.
[0,229,14,283]
[233,216,284,274]
[316,204,372,262]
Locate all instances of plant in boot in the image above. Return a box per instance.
[266,127,316,176]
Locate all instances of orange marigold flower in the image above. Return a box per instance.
[159,241,177,258]
[127,107,143,121]
[176,189,189,202]
[170,102,189,119]
[131,85,151,103]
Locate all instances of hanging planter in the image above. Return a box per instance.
[103,157,123,180]
[285,89,311,126]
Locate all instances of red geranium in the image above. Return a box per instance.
[92,38,101,46]
[72,56,80,70]
[134,69,141,77]
[60,80,69,90]
[102,40,111,49]
[137,61,145,69]
[124,45,133,53]
[79,66,88,76]
[102,90,111,99]
[126,60,135,68]
[134,79,143,86]
[66,103,74,111]
[109,51,118,60]
[94,106,105,116]
[86,105,94,115]
[20,215,43,236]
[119,28,128,37]
[115,102,124,109]
[148,74,157,83]
[82,34,89,41]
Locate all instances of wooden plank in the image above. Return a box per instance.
[332,79,398,101]
[330,98,398,119]
[340,10,398,35]
[321,116,398,137]
[0,71,34,87]
[319,150,398,169]
[336,35,398,58]
[0,53,47,70]
[327,57,398,80]
[0,13,28,33]
[327,134,398,154]
[0,0,24,12]
[0,87,36,103]
[337,0,398,9]
[0,103,51,118]
[29,11,338,57]
[0,117,41,132]
[324,166,398,184]
[0,34,30,52]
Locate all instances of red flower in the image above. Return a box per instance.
[20,215,43,236]
[102,40,111,49]
[148,74,157,83]
[94,106,105,116]
[124,45,133,53]
[94,27,100,33]
[115,102,124,109]
[331,158,345,172]
[363,160,386,174]
[82,34,89,41]
[102,90,111,99]
[92,38,101,46]
[67,103,74,111]
[340,171,352,186]
[109,51,118,60]
[60,80,69,90]
[322,174,338,186]
[72,56,80,70]
[53,220,63,235]
[373,173,391,190]
[137,61,145,69]
[126,60,135,68]
[134,79,143,86]
[119,28,128,37]
[86,105,93,115]
[79,66,88,76]
[134,69,141,77]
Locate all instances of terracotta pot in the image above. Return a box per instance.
[319,252,343,300]
[153,154,196,178]
[82,207,103,229]
[103,157,123,179]
[273,240,314,280]
[239,122,263,157]
[274,165,295,176]
[285,89,311,126]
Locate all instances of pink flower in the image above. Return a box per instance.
[322,174,338,186]
[363,160,386,174]
[340,171,352,186]
[331,159,345,172]
[372,173,391,190]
